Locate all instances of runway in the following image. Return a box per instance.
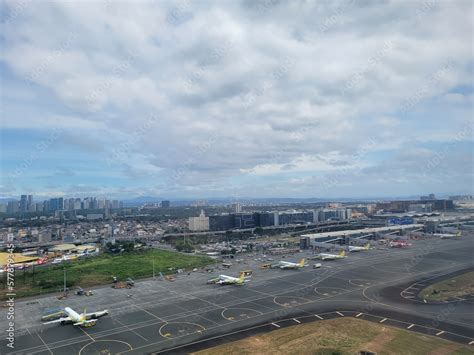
[1,236,473,354]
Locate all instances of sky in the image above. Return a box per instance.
[0,0,473,200]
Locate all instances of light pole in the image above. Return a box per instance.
[63,267,67,294]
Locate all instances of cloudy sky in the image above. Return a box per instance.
[0,0,473,199]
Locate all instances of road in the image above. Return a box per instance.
[1,235,473,354]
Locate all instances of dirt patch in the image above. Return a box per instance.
[359,326,396,353]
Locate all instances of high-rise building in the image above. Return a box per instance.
[188,210,209,231]
[49,197,64,212]
[231,203,242,213]
[161,200,170,208]
[20,195,28,212]
[27,195,33,211]
[7,201,19,213]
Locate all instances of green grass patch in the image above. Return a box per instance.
[194,318,471,355]
[419,271,474,302]
[0,249,212,300]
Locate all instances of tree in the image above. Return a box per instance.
[175,241,194,253]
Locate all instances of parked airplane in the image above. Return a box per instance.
[207,272,247,285]
[315,250,346,260]
[43,307,108,327]
[389,240,411,248]
[435,231,462,239]
[348,243,370,252]
[272,258,306,270]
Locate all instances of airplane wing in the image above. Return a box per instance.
[73,319,97,326]
[85,310,108,319]
[43,316,71,325]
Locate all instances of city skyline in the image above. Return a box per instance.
[1,1,473,199]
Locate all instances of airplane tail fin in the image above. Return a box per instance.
[339,250,346,257]
[299,259,305,267]
[364,243,370,250]
[456,231,462,237]
[239,272,245,281]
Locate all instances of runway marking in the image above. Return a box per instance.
[15,246,474,354]
[314,314,323,319]
[131,303,165,322]
[271,323,280,328]
[114,317,148,342]
[407,324,415,329]
[355,313,363,318]
[36,332,54,355]
[336,311,344,317]
[379,318,387,323]
[158,321,206,339]
[79,326,95,342]
[292,318,301,324]
[436,331,445,336]
[78,339,133,355]
[221,307,264,321]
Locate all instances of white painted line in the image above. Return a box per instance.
[379,318,387,323]
[404,291,415,294]
[404,296,415,299]
[436,331,445,336]
[336,311,344,317]
[292,318,301,324]
[423,299,427,303]
[407,324,415,329]
[355,313,363,318]
[468,340,474,345]
[271,323,280,328]
[314,314,324,320]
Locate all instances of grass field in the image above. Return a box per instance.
[0,249,212,300]
[194,318,472,355]
[419,271,474,302]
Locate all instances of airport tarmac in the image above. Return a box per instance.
[1,235,473,354]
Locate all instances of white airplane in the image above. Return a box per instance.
[273,258,306,270]
[434,231,462,239]
[43,307,108,327]
[348,243,370,252]
[207,272,247,285]
[315,250,346,261]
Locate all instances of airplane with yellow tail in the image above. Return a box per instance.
[207,272,248,285]
[315,250,346,261]
[274,258,306,270]
[42,307,108,327]
[348,243,371,252]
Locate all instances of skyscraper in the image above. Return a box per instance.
[20,195,28,212]
[27,195,33,211]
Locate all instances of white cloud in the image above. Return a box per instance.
[1,0,473,197]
